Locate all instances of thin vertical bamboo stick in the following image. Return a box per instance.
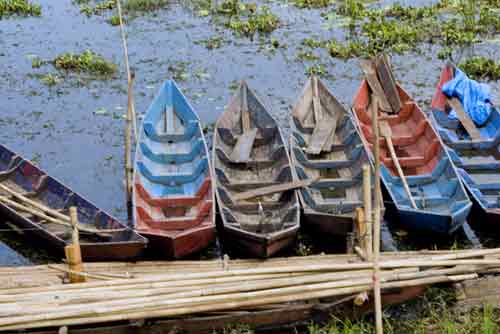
[362,164,373,259]
[370,94,383,334]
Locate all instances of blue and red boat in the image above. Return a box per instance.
[133,80,215,258]
[431,64,500,233]
[352,70,472,234]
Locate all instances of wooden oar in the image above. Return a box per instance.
[233,177,319,202]
[378,121,417,209]
[447,97,481,140]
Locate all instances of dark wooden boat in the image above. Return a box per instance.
[290,76,372,236]
[133,80,215,258]
[0,144,147,261]
[212,81,300,258]
[431,64,500,232]
[352,75,472,234]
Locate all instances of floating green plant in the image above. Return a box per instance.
[195,36,225,49]
[0,0,41,18]
[293,0,332,9]
[40,73,62,86]
[305,63,327,77]
[459,56,500,80]
[53,50,117,78]
[123,0,168,12]
[79,0,114,16]
[226,5,279,36]
[108,14,121,25]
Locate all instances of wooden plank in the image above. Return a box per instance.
[229,128,258,163]
[233,177,318,202]
[447,97,481,140]
[306,119,337,154]
[379,121,417,209]
[375,55,402,114]
[241,83,251,132]
[360,60,392,113]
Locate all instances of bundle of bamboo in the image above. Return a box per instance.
[1,248,500,331]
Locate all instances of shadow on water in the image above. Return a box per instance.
[0,0,499,264]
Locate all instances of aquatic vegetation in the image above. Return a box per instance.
[226,6,279,36]
[40,73,62,86]
[79,0,115,16]
[305,63,327,77]
[195,36,225,49]
[296,51,319,62]
[0,0,41,18]
[123,0,168,12]
[459,56,500,80]
[167,61,190,81]
[108,14,121,25]
[293,0,332,9]
[53,50,117,78]
[325,39,364,59]
[301,38,324,48]
[31,57,43,68]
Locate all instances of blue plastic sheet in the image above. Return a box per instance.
[442,68,492,126]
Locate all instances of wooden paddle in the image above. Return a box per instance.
[378,121,417,209]
[230,82,257,162]
[447,97,481,140]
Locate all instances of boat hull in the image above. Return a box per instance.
[219,225,298,258]
[141,226,215,259]
[301,210,352,236]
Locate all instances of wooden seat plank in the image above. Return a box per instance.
[447,97,481,140]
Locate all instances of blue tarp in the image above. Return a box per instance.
[442,68,492,126]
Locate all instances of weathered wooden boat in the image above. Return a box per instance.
[352,73,472,234]
[0,144,147,261]
[290,76,372,236]
[212,81,300,258]
[133,80,215,258]
[431,64,500,232]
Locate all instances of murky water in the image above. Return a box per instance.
[0,0,498,265]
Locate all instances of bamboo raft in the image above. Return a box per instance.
[2,249,500,332]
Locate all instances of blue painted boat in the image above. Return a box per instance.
[290,76,373,236]
[213,81,300,258]
[0,144,147,261]
[133,80,215,258]
[352,76,472,234]
[431,64,500,232]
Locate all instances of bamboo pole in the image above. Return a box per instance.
[0,195,123,234]
[0,273,477,330]
[65,207,85,284]
[116,0,137,219]
[370,94,383,334]
[362,164,373,259]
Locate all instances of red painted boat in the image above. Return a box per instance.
[352,72,471,234]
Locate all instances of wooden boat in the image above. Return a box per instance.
[212,81,300,258]
[133,80,215,258]
[290,77,372,236]
[352,74,472,234]
[0,144,147,261]
[431,64,500,232]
